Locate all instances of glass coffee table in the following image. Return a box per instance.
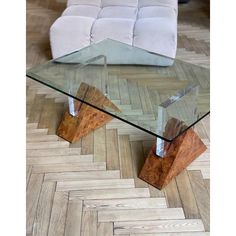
[27,39,210,189]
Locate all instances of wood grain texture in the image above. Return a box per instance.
[26,165,33,188]
[81,211,97,236]
[56,178,135,191]
[26,174,44,234]
[98,208,185,222]
[106,129,120,170]
[130,233,210,236]
[27,154,93,165]
[44,170,120,181]
[48,192,68,236]
[114,219,205,234]
[164,179,182,208]
[94,126,106,162]
[32,182,56,236]
[119,135,134,178]
[27,147,81,157]
[97,222,113,236]
[139,125,207,190]
[64,199,83,236]
[81,131,94,155]
[83,198,167,211]
[188,171,210,231]
[69,188,150,200]
[176,170,200,219]
[130,141,148,188]
[57,82,120,143]
[32,162,106,173]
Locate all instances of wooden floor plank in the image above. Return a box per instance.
[81,131,94,155]
[57,179,135,191]
[204,179,210,196]
[43,101,65,135]
[26,165,33,188]
[45,170,120,182]
[98,208,185,222]
[106,129,120,170]
[97,222,113,236]
[149,184,165,198]
[94,126,106,162]
[32,162,106,173]
[27,134,60,142]
[164,179,182,208]
[27,147,81,157]
[27,141,69,149]
[48,192,68,236]
[26,174,44,234]
[27,154,93,165]
[130,141,149,188]
[27,94,46,123]
[130,232,210,236]
[188,171,210,231]
[175,170,200,219]
[83,198,167,211]
[38,97,60,131]
[69,138,82,149]
[128,81,142,110]
[114,219,205,234]
[32,182,56,236]
[27,123,38,129]
[27,128,48,135]
[69,188,150,200]
[64,199,83,236]
[81,211,97,236]
[119,135,134,178]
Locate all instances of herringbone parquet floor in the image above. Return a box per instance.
[26,0,210,235]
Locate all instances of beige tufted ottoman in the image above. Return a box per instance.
[50,0,178,61]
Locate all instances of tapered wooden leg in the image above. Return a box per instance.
[57,83,120,143]
[139,127,207,190]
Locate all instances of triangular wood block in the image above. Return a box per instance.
[139,127,207,190]
[57,83,120,143]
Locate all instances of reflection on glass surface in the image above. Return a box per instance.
[26,39,210,142]
[156,84,199,157]
[54,39,174,66]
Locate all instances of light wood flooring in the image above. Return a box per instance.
[26,0,210,235]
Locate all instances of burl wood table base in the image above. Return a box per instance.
[57,82,120,143]
[58,83,207,190]
[139,126,207,190]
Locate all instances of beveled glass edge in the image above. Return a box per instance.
[26,73,210,143]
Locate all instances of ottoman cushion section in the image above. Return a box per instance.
[91,18,135,45]
[101,0,138,7]
[138,6,176,19]
[138,0,178,11]
[67,0,101,7]
[50,16,95,58]
[98,6,137,19]
[133,17,177,58]
[62,5,101,18]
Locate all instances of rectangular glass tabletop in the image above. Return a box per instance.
[26,39,210,145]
